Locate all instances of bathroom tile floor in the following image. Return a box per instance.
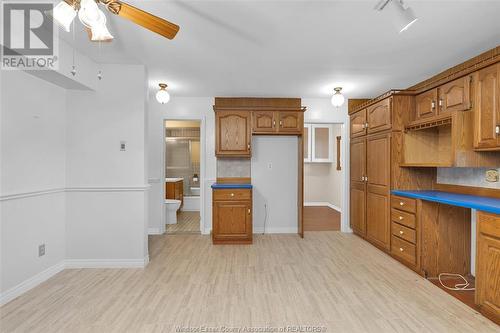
[166,211,200,234]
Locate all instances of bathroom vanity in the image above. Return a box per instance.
[211,179,253,244]
[165,178,184,209]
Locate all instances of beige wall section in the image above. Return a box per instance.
[304,124,342,209]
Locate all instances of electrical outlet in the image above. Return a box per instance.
[120,141,126,151]
[38,244,45,257]
[267,162,272,169]
[485,169,499,183]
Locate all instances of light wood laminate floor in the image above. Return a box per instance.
[1,232,497,332]
[166,211,200,234]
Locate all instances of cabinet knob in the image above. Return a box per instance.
[273,120,276,127]
[230,193,234,197]
[496,125,500,135]
[399,201,404,206]
[248,208,251,214]
[399,230,404,235]
[438,99,443,108]
[399,216,403,220]
[399,247,404,252]
[431,101,436,109]
[279,120,283,127]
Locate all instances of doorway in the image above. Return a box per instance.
[303,123,342,231]
[164,120,202,234]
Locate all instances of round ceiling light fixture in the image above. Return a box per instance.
[156,83,170,104]
[331,87,345,108]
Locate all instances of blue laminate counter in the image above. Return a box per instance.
[391,190,500,215]
[211,183,253,189]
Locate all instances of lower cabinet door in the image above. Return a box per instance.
[213,201,252,242]
[476,211,500,324]
[366,190,390,250]
[350,182,366,236]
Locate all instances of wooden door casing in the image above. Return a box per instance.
[474,63,500,150]
[277,111,303,133]
[350,109,367,138]
[476,211,500,324]
[216,111,251,156]
[438,76,472,114]
[415,89,438,120]
[252,111,276,134]
[367,98,392,134]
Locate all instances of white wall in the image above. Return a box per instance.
[1,71,66,297]
[302,98,350,232]
[65,64,148,264]
[147,97,215,234]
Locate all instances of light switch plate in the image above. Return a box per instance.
[485,169,499,183]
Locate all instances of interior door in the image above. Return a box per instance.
[366,133,391,250]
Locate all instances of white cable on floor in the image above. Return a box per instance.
[438,273,475,291]
[263,203,268,235]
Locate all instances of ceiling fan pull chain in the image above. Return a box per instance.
[71,19,77,76]
[97,41,103,80]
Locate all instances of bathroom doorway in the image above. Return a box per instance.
[164,120,202,234]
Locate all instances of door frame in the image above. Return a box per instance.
[163,117,206,234]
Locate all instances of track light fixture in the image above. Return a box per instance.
[376,0,418,33]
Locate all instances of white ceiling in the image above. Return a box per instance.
[61,0,500,98]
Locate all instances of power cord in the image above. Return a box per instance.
[438,273,475,291]
[262,203,268,235]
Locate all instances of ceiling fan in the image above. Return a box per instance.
[51,0,180,42]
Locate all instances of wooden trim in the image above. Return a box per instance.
[216,177,252,184]
[433,183,500,199]
[350,90,414,114]
[215,97,301,108]
[336,136,341,171]
[348,99,370,114]
[298,135,304,238]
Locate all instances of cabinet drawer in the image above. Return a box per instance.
[390,208,416,229]
[391,222,416,244]
[391,235,416,265]
[213,189,252,201]
[391,195,416,214]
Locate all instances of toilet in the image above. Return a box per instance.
[165,199,182,225]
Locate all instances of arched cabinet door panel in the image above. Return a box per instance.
[215,111,251,157]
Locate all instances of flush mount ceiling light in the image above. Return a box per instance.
[49,0,179,43]
[376,0,418,33]
[156,83,170,104]
[331,87,345,108]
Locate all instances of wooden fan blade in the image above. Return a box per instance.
[112,1,179,40]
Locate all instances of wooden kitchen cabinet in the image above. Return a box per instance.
[350,137,367,236]
[215,111,251,157]
[367,98,392,134]
[251,111,303,134]
[366,133,391,250]
[166,179,184,209]
[252,111,276,133]
[438,75,472,114]
[476,211,500,324]
[277,111,303,134]
[415,88,438,121]
[474,63,500,150]
[212,188,252,244]
[350,109,367,138]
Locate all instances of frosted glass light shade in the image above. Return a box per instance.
[78,0,113,41]
[53,1,77,32]
[156,84,170,104]
[331,88,345,107]
[90,23,114,41]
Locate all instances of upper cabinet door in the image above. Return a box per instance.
[367,98,392,134]
[215,111,251,157]
[350,109,367,138]
[311,124,333,162]
[277,112,303,134]
[252,111,276,134]
[350,137,366,183]
[438,76,472,114]
[304,124,312,162]
[415,89,438,120]
[474,63,500,150]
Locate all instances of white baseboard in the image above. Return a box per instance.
[65,257,149,269]
[0,261,65,306]
[148,227,164,235]
[253,227,298,234]
[304,201,342,213]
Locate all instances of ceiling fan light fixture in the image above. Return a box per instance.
[331,87,345,108]
[52,1,77,32]
[377,0,418,33]
[90,23,114,41]
[78,0,113,40]
[156,83,170,104]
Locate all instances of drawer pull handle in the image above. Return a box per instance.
[399,201,404,206]
[399,247,404,252]
[230,193,235,197]
[399,216,403,220]
[399,231,404,235]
